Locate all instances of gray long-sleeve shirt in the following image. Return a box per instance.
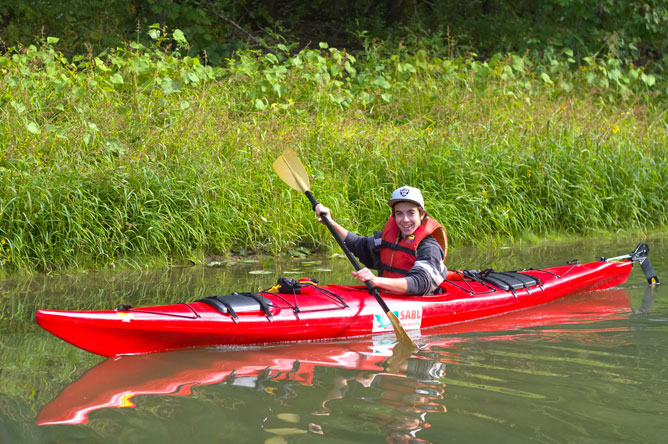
[343,231,447,295]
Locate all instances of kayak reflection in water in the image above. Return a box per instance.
[37,339,447,439]
[315,186,448,295]
[304,354,446,444]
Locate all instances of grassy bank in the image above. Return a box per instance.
[1,33,667,274]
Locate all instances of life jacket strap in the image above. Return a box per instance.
[379,239,417,256]
[379,264,411,276]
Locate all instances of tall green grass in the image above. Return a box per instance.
[1,32,666,274]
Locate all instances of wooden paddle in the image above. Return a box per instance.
[273,148,418,350]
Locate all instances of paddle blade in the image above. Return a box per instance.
[385,340,419,372]
[272,148,310,193]
[386,311,418,350]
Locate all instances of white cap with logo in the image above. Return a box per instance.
[387,186,425,209]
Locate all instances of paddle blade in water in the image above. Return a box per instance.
[273,148,310,193]
[387,311,418,350]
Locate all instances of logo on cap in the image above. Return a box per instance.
[399,188,409,197]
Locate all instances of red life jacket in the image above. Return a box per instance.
[378,216,448,278]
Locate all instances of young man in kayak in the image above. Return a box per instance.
[315,186,448,295]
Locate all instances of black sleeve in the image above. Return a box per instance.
[404,235,447,295]
[343,231,383,271]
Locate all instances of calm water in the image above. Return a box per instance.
[1,237,667,443]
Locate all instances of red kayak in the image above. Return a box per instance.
[36,288,633,426]
[35,244,656,357]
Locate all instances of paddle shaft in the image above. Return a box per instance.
[304,191,393,314]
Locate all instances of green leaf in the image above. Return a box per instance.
[540,73,553,85]
[46,37,59,44]
[110,73,124,84]
[608,68,621,82]
[255,99,267,110]
[161,78,174,94]
[560,81,574,92]
[641,73,656,87]
[373,76,391,89]
[105,141,126,156]
[264,53,279,65]
[173,29,187,46]
[26,122,40,135]
[511,55,525,73]
[94,57,108,71]
[290,55,302,67]
[11,101,26,114]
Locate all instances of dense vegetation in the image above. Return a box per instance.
[3,0,668,70]
[1,2,667,275]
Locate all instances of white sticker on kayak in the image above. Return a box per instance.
[372,307,422,332]
[116,312,133,322]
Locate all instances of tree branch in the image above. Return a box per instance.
[206,2,276,54]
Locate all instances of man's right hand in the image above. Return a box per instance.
[315,203,331,224]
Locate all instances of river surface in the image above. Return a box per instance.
[1,237,667,443]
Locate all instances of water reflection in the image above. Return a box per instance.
[632,284,656,315]
[36,288,631,443]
